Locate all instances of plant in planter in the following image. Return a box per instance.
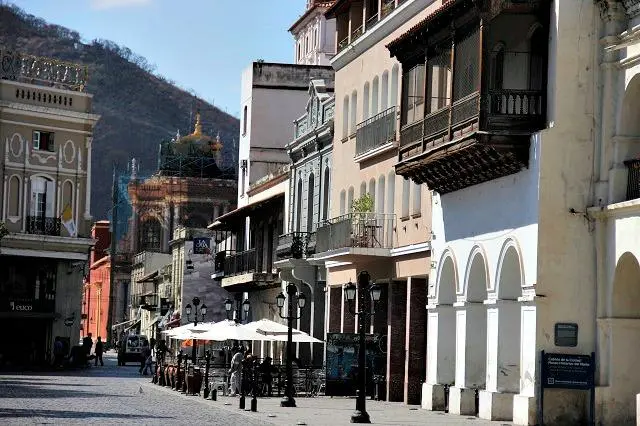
[351,193,374,214]
[0,221,8,241]
[291,234,305,259]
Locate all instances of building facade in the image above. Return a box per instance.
[592,1,640,424]
[290,0,337,65]
[275,77,335,365]
[237,62,334,207]
[0,51,100,367]
[318,0,433,404]
[387,0,598,424]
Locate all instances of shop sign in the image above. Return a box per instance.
[193,237,211,254]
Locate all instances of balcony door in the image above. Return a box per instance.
[29,177,55,218]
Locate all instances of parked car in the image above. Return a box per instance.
[117,334,149,366]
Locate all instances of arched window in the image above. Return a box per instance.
[350,91,358,135]
[372,76,380,115]
[342,96,350,138]
[62,180,73,217]
[322,167,330,220]
[307,173,315,231]
[381,71,389,110]
[387,171,395,215]
[368,178,376,208]
[140,219,162,252]
[296,177,303,231]
[377,175,385,214]
[363,82,370,120]
[360,181,367,197]
[347,186,355,213]
[30,176,54,218]
[401,177,410,218]
[339,189,346,215]
[391,64,399,108]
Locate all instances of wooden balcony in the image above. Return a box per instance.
[397,89,541,194]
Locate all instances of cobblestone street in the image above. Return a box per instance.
[0,353,514,425]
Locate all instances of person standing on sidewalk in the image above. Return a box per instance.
[94,337,104,366]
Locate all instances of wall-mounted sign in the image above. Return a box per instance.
[193,237,211,254]
[554,323,578,347]
[9,301,33,311]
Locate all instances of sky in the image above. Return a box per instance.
[11,0,304,118]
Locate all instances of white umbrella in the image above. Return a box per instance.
[161,323,192,336]
[196,319,265,341]
[265,330,323,344]
[241,318,292,335]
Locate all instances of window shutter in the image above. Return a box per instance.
[45,180,55,217]
[48,133,55,152]
[33,131,40,150]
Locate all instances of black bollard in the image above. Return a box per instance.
[182,356,188,394]
[211,387,217,401]
[251,395,257,412]
[203,350,211,399]
[239,365,246,409]
[250,360,258,412]
[175,351,183,391]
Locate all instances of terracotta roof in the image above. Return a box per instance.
[386,0,475,54]
[290,1,336,32]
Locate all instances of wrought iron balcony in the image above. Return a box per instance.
[26,216,61,236]
[356,106,397,157]
[276,232,316,261]
[315,213,396,254]
[223,249,256,277]
[625,159,640,201]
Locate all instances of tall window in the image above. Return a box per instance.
[453,28,480,101]
[30,177,54,218]
[381,71,389,110]
[322,167,330,220]
[391,65,399,109]
[140,219,162,252]
[296,178,303,231]
[412,181,422,215]
[529,26,546,91]
[426,49,452,113]
[347,186,354,213]
[372,76,379,115]
[360,181,366,197]
[363,82,370,120]
[386,171,395,215]
[401,64,425,126]
[368,178,376,208]
[491,44,505,90]
[242,106,248,135]
[342,96,350,138]
[350,91,358,135]
[307,173,315,232]
[339,189,346,215]
[8,176,20,217]
[401,177,410,218]
[377,175,385,214]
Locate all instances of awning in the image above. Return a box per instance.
[124,319,141,332]
[207,192,284,230]
[111,318,135,330]
[146,315,161,330]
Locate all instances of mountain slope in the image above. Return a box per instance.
[0,4,239,219]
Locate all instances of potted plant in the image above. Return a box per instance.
[350,194,374,247]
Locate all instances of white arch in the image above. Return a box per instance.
[377,174,385,214]
[436,249,458,305]
[463,245,489,302]
[7,174,22,217]
[494,238,525,298]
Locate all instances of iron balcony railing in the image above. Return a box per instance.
[355,106,397,157]
[26,216,61,236]
[315,213,396,254]
[276,232,316,261]
[223,248,256,276]
[625,159,640,201]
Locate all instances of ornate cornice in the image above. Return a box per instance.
[623,0,640,17]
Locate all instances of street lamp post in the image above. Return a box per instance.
[344,271,381,424]
[224,297,251,323]
[184,296,207,364]
[275,283,307,408]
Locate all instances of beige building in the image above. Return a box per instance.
[319,0,433,404]
[0,50,100,366]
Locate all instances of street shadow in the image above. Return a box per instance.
[0,408,171,420]
[0,379,94,387]
[0,382,131,399]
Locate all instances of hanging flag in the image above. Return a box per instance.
[61,204,77,237]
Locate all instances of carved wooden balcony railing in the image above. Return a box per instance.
[223,249,256,276]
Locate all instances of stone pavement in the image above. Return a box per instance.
[145,381,513,426]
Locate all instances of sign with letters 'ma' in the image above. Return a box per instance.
[193,237,211,255]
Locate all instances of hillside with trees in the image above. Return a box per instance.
[0,4,239,219]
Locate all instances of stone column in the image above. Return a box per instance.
[422,304,456,410]
[479,300,521,421]
[404,277,427,405]
[84,137,93,219]
[449,302,487,415]
[386,280,407,402]
[513,301,537,425]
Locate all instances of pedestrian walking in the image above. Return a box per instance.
[82,333,93,366]
[53,337,64,368]
[140,346,152,375]
[94,336,104,366]
[228,349,243,396]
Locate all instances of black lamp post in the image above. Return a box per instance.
[224,297,251,323]
[344,271,381,424]
[276,283,307,408]
[185,296,207,364]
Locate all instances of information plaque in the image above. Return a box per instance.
[554,323,578,347]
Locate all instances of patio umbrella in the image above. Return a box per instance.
[241,318,294,335]
[196,319,265,341]
[261,329,324,344]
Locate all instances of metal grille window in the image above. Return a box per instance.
[401,64,425,126]
[453,27,480,101]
